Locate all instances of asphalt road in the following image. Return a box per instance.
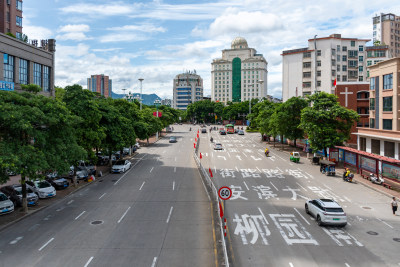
[198,127,400,267]
[0,125,216,267]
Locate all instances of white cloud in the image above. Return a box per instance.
[99,33,149,43]
[56,32,91,41]
[58,24,90,33]
[23,25,53,40]
[106,24,166,33]
[60,2,141,16]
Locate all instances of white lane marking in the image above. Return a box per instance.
[28,224,40,232]
[345,263,351,267]
[227,152,231,158]
[9,236,23,245]
[344,196,351,202]
[289,263,294,267]
[173,181,175,191]
[114,159,140,185]
[151,257,157,267]
[323,183,332,190]
[174,167,176,172]
[269,181,279,191]
[118,206,131,223]
[304,172,313,178]
[139,181,145,190]
[256,167,261,173]
[347,221,352,226]
[150,167,154,173]
[242,152,248,158]
[166,206,174,223]
[294,207,310,225]
[295,182,307,191]
[257,207,269,225]
[243,181,250,190]
[56,207,65,212]
[67,200,74,205]
[175,157,177,162]
[235,166,239,172]
[75,211,86,220]
[377,218,394,229]
[214,166,217,173]
[84,257,94,267]
[211,152,214,158]
[99,193,107,200]
[38,237,54,251]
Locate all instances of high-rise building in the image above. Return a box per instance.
[87,74,112,98]
[372,13,400,58]
[173,71,203,110]
[366,45,391,68]
[282,34,369,101]
[161,98,172,107]
[356,57,400,159]
[211,37,268,104]
[0,0,23,39]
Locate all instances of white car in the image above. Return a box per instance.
[214,143,223,150]
[305,199,347,227]
[26,180,56,199]
[134,143,140,149]
[112,160,132,173]
[0,192,14,215]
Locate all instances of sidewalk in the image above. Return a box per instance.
[265,140,400,200]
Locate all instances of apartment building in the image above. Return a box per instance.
[282,34,369,101]
[173,71,203,110]
[211,37,268,104]
[0,0,23,39]
[87,74,112,98]
[366,45,391,68]
[373,13,400,58]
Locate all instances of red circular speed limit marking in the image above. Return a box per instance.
[218,186,232,200]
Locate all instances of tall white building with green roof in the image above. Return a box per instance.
[211,37,268,104]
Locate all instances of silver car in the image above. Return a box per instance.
[305,199,347,227]
[0,192,14,215]
[112,160,132,173]
[26,180,56,199]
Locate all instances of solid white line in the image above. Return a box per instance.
[174,166,176,172]
[242,152,248,157]
[211,152,214,158]
[67,200,74,205]
[118,206,131,223]
[74,211,86,220]
[227,152,231,158]
[139,181,145,190]
[114,160,139,185]
[305,171,313,178]
[296,182,307,191]
[214,166,217,173]
[38,237,54,251]
[84,257,94,267]
[269,181,279,191]
[99,193,106,199]
[377,218,394,229]
[173,181,175,191]
[289,263,294,267]
[294,207,310,225]
[166,206,174,223]
[344,196,351,202]
[323,183,332,190]
[345,263,351,267]
[151,257,157,267]
[243,181,250,190]
[235,166,239,172]
[257,207,269,225]
[256,167,261,173]
[150,167,154,173]
[276,167,283,172]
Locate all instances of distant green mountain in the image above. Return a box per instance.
[111,92,162,105]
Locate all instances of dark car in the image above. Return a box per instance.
[220,130,227,135]
[0,185,39,206]
[201,128,207,133]
[169,137,177,143]
[46,176,70,190]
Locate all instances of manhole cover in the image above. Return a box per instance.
[367,231,378,235]
[90,220,103,225]
[362,206,372,209]
[393,238,400,242]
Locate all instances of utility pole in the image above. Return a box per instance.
[314,35,318,94]
[138,78,144,110]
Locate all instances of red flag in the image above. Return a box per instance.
[200,153,202,159]
[219,201,224,218]
[194,143,196,148]
[197,134,199,138]
[334,78,336,87]
[209,168,213,178]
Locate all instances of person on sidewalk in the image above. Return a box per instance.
[391,197,398,215]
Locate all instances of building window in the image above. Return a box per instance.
[383,97,393,111]
[303,62,311,68]
[303,72,311,78]
[317,81,321,87]
[16,16,22,27]
[342,65,347,71]
[367,60,372,66]
[303,82,311,88]
[349,70,358,78]
[6,12,10,22]
[342,46,347,52]
[331,49,336,56]
[383,73,393,89]
[16,0,22,11]
[33,63,42,87]
[358,66,363,72]
[359,56,363,62]
[351,41,355,47]
[370,98,375,110]
[316,50,321,56]
[342,55,347,61]
[342,75,347,81]
[317,61,321,67]
[359,76,363,81]
[303,52,311,58]
[348,60,358,68]
[331,70,336,76]
[370,77,375,90]
[43,66,50,92]
[383,119,392,130]
[19,59,28,85]
[337,55,341,62]
[317,70,321,77]
[337,75,341,81]
[337,64,340,71]
[369,118,375,128]
[332,59,336,66]
[337,45,341,52]
[16,32,22,39]
[3,54,14,82]
[359,45,364,52]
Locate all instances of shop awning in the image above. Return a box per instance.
[336,146,400,165]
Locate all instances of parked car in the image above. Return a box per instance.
[6,169,17,176]
[0,185,39,207]
[219,130,227,135]
[305,199,347,227]
[26,180,56,199]
[78,161,95,175]
[123,147,130,155]
[112,160,132,173]
[169,137,177,143]
[46,176,69,190]
[0,192,14,215]
[69,166,90,180]
[238,130,244,135]
[214,143,223,150]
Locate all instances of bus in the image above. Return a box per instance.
[225,124,235,134]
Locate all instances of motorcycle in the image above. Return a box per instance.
[265,150,269,157]
[343,172,354,182]
[210,137,213,143]
[370,173,384,185]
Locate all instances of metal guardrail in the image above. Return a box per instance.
[193,137,229,267]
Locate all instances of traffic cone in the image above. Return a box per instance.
[200,153,202,159]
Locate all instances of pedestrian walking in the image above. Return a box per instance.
[391,197,398,215]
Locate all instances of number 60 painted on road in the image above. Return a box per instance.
[218,186,232,200]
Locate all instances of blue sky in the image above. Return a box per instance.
[23,0,399,99]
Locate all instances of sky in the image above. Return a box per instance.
[23,0,400,99]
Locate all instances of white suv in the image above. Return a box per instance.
[305,199,347,227]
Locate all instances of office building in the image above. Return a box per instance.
[87,74,112,98]
[356,57,400,159]
[372,13,400,58]
[161,98,172,107]
[282,34,369,101]
[211,37,268,103]
[0,0,23,39]
[0,32,55,96]
[173,71,203,110]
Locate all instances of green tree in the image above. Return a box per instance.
[299,92,359,156]
[253,100,275,139]
[21,84,42,94]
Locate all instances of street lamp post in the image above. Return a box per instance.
[138,78,144,110]
[154,99,161,140]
